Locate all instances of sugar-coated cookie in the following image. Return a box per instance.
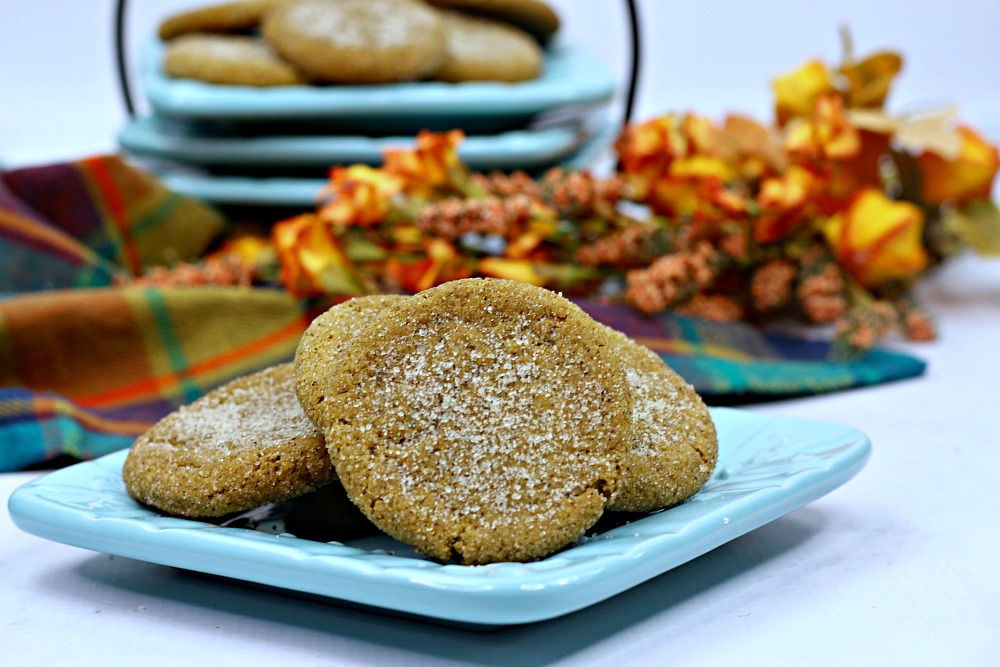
[294,294,409,427]
[435,10,543,83]
[262,0,447,84]
[425,0,560,45]
[163,33,308,86]
[310,278,633,564]
[603,327,718,512]
[158,0,287,40]
[122,363,334,517]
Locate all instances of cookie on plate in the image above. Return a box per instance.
[262,0,447,84]
[122,362,334,517]
[163,33,308,86]
[424,0,560,45]
[158,0,288,40]
[603,327,718,513]
[294,294,408,427]
[312,278,633,564]
[435,10,543,83]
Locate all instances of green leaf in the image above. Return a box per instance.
[944,200,1000,255]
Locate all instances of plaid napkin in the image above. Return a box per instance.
[0,156,926,471]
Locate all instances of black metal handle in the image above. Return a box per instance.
[115,0,134,116]
[113,0,641,127]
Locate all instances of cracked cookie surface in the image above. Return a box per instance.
[314,278,633,564]
[602,327,718,513]
[262,0,447,83]
[294,294,408,427]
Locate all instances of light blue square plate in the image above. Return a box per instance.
[8,408,870,627]
[140,39,617,134]
[117,113,600,170]
[138,118,620,207]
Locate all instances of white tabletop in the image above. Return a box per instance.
[3,1,1000,665]
[3,253,998,667]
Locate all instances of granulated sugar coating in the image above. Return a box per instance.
[163,34,308,87]
[601,327,718,513]
[262,0,447,83]
[317,278,633,564]
[434,10,543,83]
[295,294,408,428]
[122,363,334,518]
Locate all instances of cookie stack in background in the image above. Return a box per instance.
[116,0,619,210]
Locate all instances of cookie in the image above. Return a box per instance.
[310,278,633,564]
[163,33,308,86]
[122,363,334,517]
[424,0,560,45]
[294,294,408,427]
[435,10,543,83]
[158,0,287,40]
[603,327,719,513]
[262,0,447,84]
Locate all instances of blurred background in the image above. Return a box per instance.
[1,0,998,168]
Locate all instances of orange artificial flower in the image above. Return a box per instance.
[772,60,837,126]
[785,94,860,162]
[385,238,470,293]
[614,115,685,199]
[319,165,402,227]
[822,188,928,286]
[754,164,823,243]
[504,230,546,260]
[383,129,470,198]
[615,114,722,191]
[717,114,788,181]
[272,213,370,298]
[616,113,737,218]
[917,125,1000,205]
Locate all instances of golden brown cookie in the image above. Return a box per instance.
[158,0,288,40]
[261,0,447,84]
[312,278,633,564]
[424,0,560,45]
[162,33,308,86]
[603,327,718,513]
[122,363,334,517]
[294,294,408,427]
[435,10,543,83]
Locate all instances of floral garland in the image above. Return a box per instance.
[144,39,1000,358]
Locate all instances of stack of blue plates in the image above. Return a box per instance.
[118,39,619,207]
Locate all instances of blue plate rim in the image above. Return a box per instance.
[8,408,870,626]
[117,114,597,169]
[141,39,617,120]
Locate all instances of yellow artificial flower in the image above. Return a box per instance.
[785,94,860,161]
[478,257,546,285]
[772,60,837,126]
[917,125,1000,205]
[823,188,928,286]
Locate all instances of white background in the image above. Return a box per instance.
[1,0,998,167]
[1,3,999,666]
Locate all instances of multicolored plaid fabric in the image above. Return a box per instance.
[1,155,224,292]
[0,156,926,471]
